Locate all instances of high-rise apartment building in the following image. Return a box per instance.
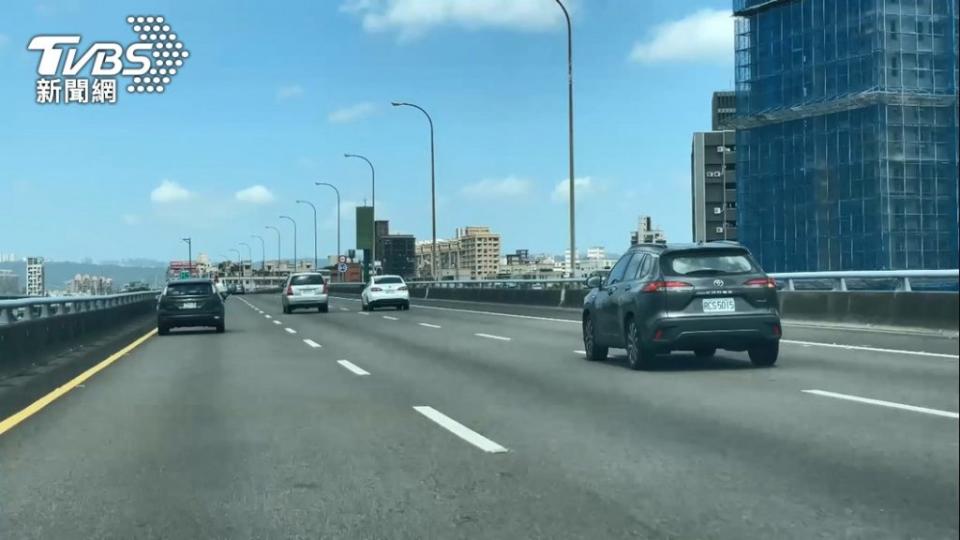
[630,216,667,246]
[712,90,737,130]
[26,256,45,296]
[692,130,738,242]
[415,226,501,280]
[733,0,958,271]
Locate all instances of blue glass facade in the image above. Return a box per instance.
[733,0,958,271]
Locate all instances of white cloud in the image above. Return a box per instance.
[340,0,569,40]
[122,213,141,225]
[276,84,305,101]
[150,180,192,203]
[551,176,601,203]
[461,176,532,200]
[629,9,733,65]
[235,185,275,204]
[328,102,376,124]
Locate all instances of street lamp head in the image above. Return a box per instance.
[391,101,403,107]
[343,153,351,158]
[295,199,305,204]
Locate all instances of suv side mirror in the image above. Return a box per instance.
[585,275,603,289]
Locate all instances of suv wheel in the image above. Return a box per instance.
[216,323,225,333]
[748,342,779,367]
[694,347,716,358]
[158,324,169,336]
[582,315,608,362]
[319,304,329,313]
[625,318,654,370]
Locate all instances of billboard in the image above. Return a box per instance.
[356,206,373,250]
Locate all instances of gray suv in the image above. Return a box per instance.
[582,242,781,369]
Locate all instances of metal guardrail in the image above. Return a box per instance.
[0,291,160,326]
[770,270,959,292]
[404,270,960,292]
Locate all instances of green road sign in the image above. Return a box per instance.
[179,271,190,279]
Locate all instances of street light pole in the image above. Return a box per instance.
[265,225,281,272]
[251,235,266,271]
[345,153,376,278]
[229,248,242,278]
[315,182,341,261]
[279,215,297,272]
[296,200,319,270]
[554,0,576,278]
[391,101,437,280]
[181,237,192,276]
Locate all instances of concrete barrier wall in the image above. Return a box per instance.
[333,284,958,332]
[0,296,158,375]
[778,291,959,331]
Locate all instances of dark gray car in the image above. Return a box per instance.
[157,279,225,335]
[582,243,781,369]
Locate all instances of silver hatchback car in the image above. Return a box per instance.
[281,272,329,313]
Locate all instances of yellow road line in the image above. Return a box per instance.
[0,328,157,437]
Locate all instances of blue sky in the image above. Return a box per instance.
[0,0,735,263]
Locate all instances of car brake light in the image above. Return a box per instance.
[322,282,328,294]
[398,286,408,291]
[745,277,777,288]
[286,286,294,295]
[642,280,694,292]
[371,287,383,292]
[772,324,781,336]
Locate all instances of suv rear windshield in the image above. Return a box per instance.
[291,275,326,285]
[165,283,214,296]
[663,250,755,276]
[374,276,403,284]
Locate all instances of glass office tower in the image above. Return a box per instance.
[733,0,958,271]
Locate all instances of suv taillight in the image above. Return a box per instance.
[398,286,408,291]
[642,280,694,293]
[322,282,328,294]
[286,285,294,295]
[744,277,776,288]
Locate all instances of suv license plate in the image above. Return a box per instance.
[182,302,198,309]
[702,298,735,313]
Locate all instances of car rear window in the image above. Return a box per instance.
[291,275,326,285]
[663,250,755,276]
[165,283,213,296]
[374,276,403,284]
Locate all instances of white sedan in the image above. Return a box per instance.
[361,275,410,311]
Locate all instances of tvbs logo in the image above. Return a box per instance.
[28,16,189,105]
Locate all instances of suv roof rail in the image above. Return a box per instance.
[704,240,741,245]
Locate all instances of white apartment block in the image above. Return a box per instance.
[26,256,45,296]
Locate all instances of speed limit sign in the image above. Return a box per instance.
[338,255,347,264]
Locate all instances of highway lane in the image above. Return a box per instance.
[1,293,957,539]
[248,293,959,538]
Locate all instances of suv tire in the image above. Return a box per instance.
[625,318,654,370]
[694,347,716,358]
[319,304,329,313]
[748,342,779,367]
[582,314,608,362]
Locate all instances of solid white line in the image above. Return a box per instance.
[802,389,959,419]
[419,322,442,329]
[573,349,586,355]
[337,359,370,376]
[783,339,958,359]
[413,406,508,454]
[383,315,398,321]
[272,320,282,325]
[303,339,321,348]
[475,333,511,342]
[285,327,297,334]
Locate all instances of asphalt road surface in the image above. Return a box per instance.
[1,294,957,539]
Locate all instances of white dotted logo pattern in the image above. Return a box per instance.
[124,16,189,94]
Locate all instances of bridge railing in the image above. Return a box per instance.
[0,291,160,326]
[404,270,959,292]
